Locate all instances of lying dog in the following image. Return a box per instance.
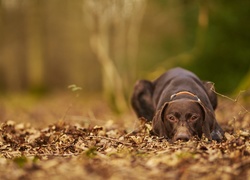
[131,67,224,142]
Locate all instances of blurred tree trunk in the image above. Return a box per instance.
[0,2,24,91]
[25,0,44,91]
[83,0,146,113]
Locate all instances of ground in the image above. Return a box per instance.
[0,92,249,179]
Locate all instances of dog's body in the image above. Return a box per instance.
[131,67,224,142]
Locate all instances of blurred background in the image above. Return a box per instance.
[0,0,249,112]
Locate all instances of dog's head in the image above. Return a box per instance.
[152,99,216,142]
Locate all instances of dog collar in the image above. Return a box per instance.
[170,91,201,102]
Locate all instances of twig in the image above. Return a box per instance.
[210,83,249,114]
[125,117,149,137]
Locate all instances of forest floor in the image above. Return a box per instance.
[0,92,249,180]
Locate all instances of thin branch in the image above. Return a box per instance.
[210,82,249,114]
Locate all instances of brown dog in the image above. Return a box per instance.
[131,67,224,142]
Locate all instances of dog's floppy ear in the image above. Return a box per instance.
[152,102,169,138]
[202,81,218,110]
[197,102,216,141]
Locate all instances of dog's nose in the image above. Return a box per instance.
[175,133,190,141]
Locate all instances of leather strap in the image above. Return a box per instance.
[170,91,201,102]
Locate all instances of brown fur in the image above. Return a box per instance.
[131,67,224,142]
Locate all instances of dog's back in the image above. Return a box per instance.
[152,67,210,110]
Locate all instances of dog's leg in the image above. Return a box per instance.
[131,80,155,121]
[203,81,218,110]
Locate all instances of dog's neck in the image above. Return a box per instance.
[170,91,201,102]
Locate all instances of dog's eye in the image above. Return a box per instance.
[190,115,199,121]
[167,115,176,122]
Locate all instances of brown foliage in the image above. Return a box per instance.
[0,120,249,178]
[0,94,249,179]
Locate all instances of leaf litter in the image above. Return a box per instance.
[0,95,249,179]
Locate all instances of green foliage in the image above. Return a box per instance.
[68,84,82,98]
[32,156,39,163]
[13,156,28,168]
[68,84,82,92]
[85,147,97,158]
[182,1,250,93]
